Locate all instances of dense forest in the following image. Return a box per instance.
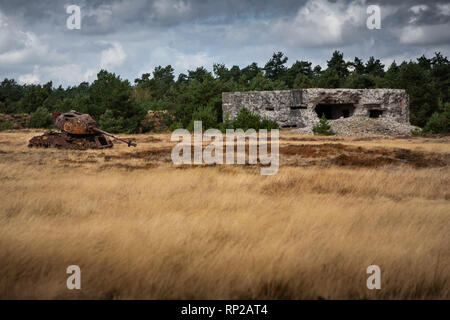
[0,51,449,133]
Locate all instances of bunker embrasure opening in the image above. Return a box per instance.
[369,109,384,118]
[315,103,355,120]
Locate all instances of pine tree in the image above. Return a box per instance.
[312,115,334,136]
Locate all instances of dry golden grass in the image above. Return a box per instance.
[0,129,449,299]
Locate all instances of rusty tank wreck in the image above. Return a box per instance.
[28,111,137,150]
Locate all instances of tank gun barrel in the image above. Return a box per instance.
[91,127,137,147]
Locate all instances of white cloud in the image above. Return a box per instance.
[84,4,114,29]
[437,4,450,16]
[0,10,7,27]
[139,46,215,76]
[17,64,97,86]
[0,30,65,66]
[174,51,214,72]
[152,0,191,19]
[272,0,366,47]
[397,24,450,45]
[100,42,126,69]
[408,4,428,23]
[18,66,40,84]
[409,5,428,15]
[45,64,97,84]
[0,11,64,66]
[0,11,30,58]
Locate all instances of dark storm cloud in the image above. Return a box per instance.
[0,0,449,86]
[2,0,450,30]
[380,1,450,26]
[0,0,308,30]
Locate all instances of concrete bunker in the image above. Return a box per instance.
[222,89,410,129]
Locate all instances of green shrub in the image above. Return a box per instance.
[121,110,147,134]
[168,122,183,131]
[187,105,218,131]
[313,115,334,135]
[0,121,14,131]
[140,119,155,133]
[219,108,279,132]
[99,109,125,133]
[423,111,450,134]
[163,111,176,128]
[260,118,279,130]
[218,112,235,132]
[29,107,52,128]
[410,128,423,136]
[233,108,261,131]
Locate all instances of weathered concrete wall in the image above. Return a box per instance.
[222,89,410,128]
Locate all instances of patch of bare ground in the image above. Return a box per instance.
[119,147,173,159]
[135,136,163,143]
[99,163,158,170]
[280,144,449,168]
[281,136,344,142]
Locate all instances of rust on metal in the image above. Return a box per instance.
[28,131,113,150]
[28,110,136,149]
[54,111,98,135]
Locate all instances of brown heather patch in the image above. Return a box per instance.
[280,143,449,168]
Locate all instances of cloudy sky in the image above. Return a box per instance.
[1,0,449,86]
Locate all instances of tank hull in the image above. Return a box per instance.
[28,131,113,150]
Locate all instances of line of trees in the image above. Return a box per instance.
[0,51,449,133]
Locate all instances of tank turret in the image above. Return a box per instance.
[53,111,99,135]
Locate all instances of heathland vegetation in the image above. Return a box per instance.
[0,130,449,299]
[0,51,449,133]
